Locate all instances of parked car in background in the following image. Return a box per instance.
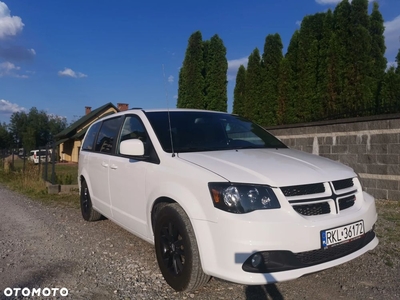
[29,149,51,164]
[78,109,378,292]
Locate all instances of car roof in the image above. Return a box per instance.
[135,108,226,113]
[91,108,230,125]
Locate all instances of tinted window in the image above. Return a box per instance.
[94,117,122,154]
[146,111,287,153]
[38,150,49,156]
[82,122,101,151]
[118,115,148,154]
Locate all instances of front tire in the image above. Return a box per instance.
[80,180,102,222]
[154,203,210,291]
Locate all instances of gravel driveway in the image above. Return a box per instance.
[0,184,399,300]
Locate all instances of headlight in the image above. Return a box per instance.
[209,183,280,213]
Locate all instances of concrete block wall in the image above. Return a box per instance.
[267,114,400,200]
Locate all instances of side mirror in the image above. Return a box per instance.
[120,139,145,156]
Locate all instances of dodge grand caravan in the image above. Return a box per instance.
[78,109,378,291]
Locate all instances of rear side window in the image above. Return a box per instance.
[82,122,101,151]
[95,117,122,154]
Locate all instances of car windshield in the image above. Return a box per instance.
[145,111,287,153]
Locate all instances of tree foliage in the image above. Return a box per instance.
[0,122,11,149]
[177,31,228,111]
[380,66,400,112]
[277,58,293,124]
[177,31,205,109]
[369,2,387,106]
[8,107,67,151]
[245,48,263,123]
[181,1,398,125]
[233,65,246,116]
[242,0,396,124]
[260,33,283,126]
[204,34,228,112]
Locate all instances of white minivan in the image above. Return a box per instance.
[29,149,51,164]
[78,109,378,292]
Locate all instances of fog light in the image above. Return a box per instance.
[251,254,262,268]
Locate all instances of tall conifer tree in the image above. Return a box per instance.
[233,65,246,116]
[277,57,293,124]
[380,67,400,111]
[369,2,387,107]
[396,49,400,74]
[333,0,352,115]
[177,31,205,109]
[204,34,228,112]
[319,10,339,117]
[296,14,325,121]
[245,48,263,122]
[285,31,300,123]
[344,0,372,114]
[261,33,283,126]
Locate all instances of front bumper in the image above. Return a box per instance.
[193,191,378,285]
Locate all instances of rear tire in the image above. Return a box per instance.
[154,203,210,291]
[80,180,102,221]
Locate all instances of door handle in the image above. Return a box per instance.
[101,162,108,168]
[110,164,118,170]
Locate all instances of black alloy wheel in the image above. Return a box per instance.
[154,203,210,291]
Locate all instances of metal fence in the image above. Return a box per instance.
[0,142,58,185]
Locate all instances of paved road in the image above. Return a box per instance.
[0,185,399,300]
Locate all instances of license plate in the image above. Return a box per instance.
[321,220,364,248]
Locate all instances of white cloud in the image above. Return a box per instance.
[227,57,248,81]
[296,20,302,27]
[47,113,67,123]
[0,99,26,114]
[0,61,19,71]
[0,61,28,78]
[58,67,88,78]
[315,0,373,4]
[168,75,174,83]
[0,1,24,39]
[386,61,398,70]
[384,15,400,57]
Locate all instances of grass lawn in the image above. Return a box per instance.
[0,158,79,208]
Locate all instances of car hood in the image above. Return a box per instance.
[177,148,355,187]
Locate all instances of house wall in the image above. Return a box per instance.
[71,140,82,163]
[267,114,400,201]
[60,140,74,162]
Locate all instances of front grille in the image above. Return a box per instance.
[293,202,331,216]
[283,178,358,216]
[281,183,325,197]
[339,195,356,210]
[333,178,354,191]
[295,230,375,266]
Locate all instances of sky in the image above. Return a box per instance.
[0,0,399,124]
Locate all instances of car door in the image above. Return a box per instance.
[108,114,152,239]
[89,117,122,216]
